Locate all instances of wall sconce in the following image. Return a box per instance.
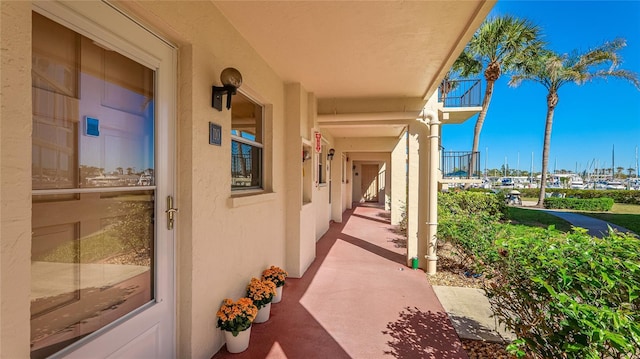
[212,67,243,111]
[302,150,311,162]
[327,148,335,161]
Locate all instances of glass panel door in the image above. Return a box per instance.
[31,12,156,358]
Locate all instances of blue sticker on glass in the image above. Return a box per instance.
[85,117,100,137]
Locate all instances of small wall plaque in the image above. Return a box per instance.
[209,122,221,146]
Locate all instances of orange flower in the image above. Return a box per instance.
[261,265,288,287]
[216,297,258,336]
[246,277,277,308]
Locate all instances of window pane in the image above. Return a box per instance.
[231,94,262,144]
[230,92,263,190]
[32,11,80,190]
[31,191,154,358]
[32,13,155,190]
[79,34,155,188]
[31,13,156,358]
[231,141,262,189]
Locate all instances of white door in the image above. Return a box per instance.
[31,2,176,358]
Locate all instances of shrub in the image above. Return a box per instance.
[544,197,614,211]
[486,229,640,358]
[518,188,640,205]
[437,191,505,271]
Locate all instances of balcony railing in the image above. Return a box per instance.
[438,79,482,108]
[441,150,481,179]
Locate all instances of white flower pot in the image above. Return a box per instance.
[254,302,271,323]
[224,325,251,353]
[272,285,283,303]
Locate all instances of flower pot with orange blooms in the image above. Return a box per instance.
[246,277,276,323]
[262,266,288,303]
[216,297,258,353]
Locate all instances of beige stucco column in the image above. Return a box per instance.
[382,154,392,211]
[390,132,408,225]
[407,122,429,268]
[330,148,343,222]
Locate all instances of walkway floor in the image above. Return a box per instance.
[212,204,468,359]
[542,210,632,238]
[521,200,633,238]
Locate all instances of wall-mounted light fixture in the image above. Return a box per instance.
[212,67,243,111]
[327,148,335,161]
[302,150,311,162]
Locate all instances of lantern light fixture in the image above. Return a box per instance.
[327,148,336,160]
[212,67,243,111]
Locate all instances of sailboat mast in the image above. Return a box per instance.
[636,146,638,179]
[612,145,615,179]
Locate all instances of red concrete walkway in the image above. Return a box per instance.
[213,204,467,359]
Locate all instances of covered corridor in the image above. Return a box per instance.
[213,204,467,358]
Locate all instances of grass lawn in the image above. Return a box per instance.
[506,206,573,232]
[579,203,640,235]
[517,202,640,235]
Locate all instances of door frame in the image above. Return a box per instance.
[32,1,177,357]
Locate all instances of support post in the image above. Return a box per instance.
[417,110,440,275]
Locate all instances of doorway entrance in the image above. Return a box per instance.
[31,2,176,358]
[361,164,380,202]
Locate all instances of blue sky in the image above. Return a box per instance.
[441,0,640,175]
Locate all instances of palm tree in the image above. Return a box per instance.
[457,15,542,178]
[510,39,640,207]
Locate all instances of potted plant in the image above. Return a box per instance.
[246,277,276,323]
[261,265,288,303]
[216,297,257,353]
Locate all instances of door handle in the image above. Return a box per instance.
[165,196,178,230]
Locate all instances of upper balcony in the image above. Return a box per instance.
[438,79,483,124]
[440,149,482,184]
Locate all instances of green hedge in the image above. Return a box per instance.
[487,229,640,359]
[517,188,640,205]
[437,191,640,358]
[437,191,505,271]
[543,197,614,211]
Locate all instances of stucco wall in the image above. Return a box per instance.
[11,1,286,358]
[299,203,316,275]
[0,1,34,357]
[1,1,346,357]
[284,83,319,278]
[391,132,408,225]
[67,1,287,358]
[314,185,330,240]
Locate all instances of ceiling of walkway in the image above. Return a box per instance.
[214,1,494,138]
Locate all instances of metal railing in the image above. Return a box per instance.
[438,79,482,108]
[441,150,481,178]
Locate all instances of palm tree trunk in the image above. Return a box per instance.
[537,92,558,207]
[470,79,495,179]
